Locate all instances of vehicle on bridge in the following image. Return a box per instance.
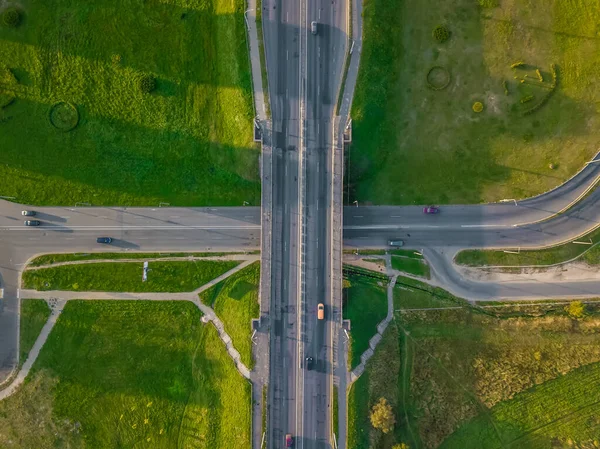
[423,206,440,214]
[24,220,40,226]
[388,239,405,247]
[317,303,325,320]
[305,356,314,370]
[285,433,293,447]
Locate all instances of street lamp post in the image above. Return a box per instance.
[353,200,358,207]
[500,198,518,206]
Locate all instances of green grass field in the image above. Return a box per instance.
[348,0,599,205]
[456,226,600,267]
[18,298,51,366]
[0,300,251,449]
[22,260,240,292]
[391,256,430,278]
[343,269,389,369]
[199,262,260,368]
[347,282,600,449]
[28,252,241,267]
[0,0,259,206]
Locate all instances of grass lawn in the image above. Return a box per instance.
[28,251,241,267]
[22,260,240,292]
[348,284,600,449]
[391,256,430,278]
[348,0,599,205]
[455,226,600,267]
[18,298,51,366]
[0,0,259,206]
[343,268,389,369]
[199,262,260,368]
[0,300,251,449]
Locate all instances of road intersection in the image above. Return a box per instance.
[1,0,600,447]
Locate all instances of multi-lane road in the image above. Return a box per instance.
[262,0,346,445]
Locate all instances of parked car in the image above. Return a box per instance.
[286,433,294,447]
[317,303,325,320]
[388,239,404,247]
[423,206,440,214]
[21,210,36,216]
[311,21,318,34]
[24,220,40,226]
[305,357,314,370]
[96,237,112,244]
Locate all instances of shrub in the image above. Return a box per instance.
[2,8,21,28]
[370,397,395,434]
[139,75,156,94]
[472,101,484,113]
[478,0,498,7]
[433,25,450,43]
[565,301,585,319]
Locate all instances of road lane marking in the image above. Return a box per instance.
[461,224,509,228]
[353,215,363,218]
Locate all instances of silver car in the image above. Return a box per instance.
[21,210,36,216]
[388,240,405,247]
[311,21,317,35]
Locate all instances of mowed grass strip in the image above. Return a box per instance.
[391,256,430,278]
[441,362,600,449]
[199,262,260,368]
[343,270,389,369]
[22,260,240,292]
[19,298,51,366]
[349,0,599,205]
[455,226,600,267]
[0,300,251,449]
[0,0,259,206]
[28,252,240,267]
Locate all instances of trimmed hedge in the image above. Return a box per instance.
[472,101,484,113]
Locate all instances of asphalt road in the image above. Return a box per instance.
[262,0,302,446]
[0,204,259,383]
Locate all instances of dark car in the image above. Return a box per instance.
[96,237,112,244]
[423,206,440,214]
[24,220,40,226]
[305,356,314,370]
[286,434,293,447]
[21,210,36,216]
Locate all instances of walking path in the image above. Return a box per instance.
[1,261,258,401]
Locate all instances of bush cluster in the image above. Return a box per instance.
[511,61,525,69]
[432,25,450,43]
[2,8,21,28]
[478,0,498,7]
[472,101,484,113]
[139,75,156,94]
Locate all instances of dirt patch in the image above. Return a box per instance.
[458,261,600,283]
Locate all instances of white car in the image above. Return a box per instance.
[311,21,317,35]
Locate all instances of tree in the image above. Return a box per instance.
[139,75,156,94]
[393,444,410,449]
[565,301,585,319]
[370,397,395,434]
